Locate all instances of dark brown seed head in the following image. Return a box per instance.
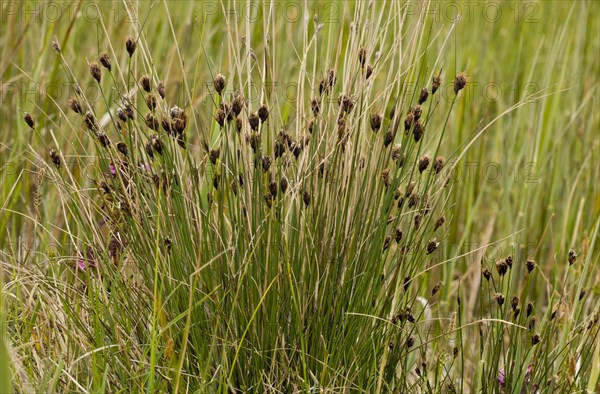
[303,191,311,207]
[258,105,269,122]
[311,97,320,116]
[526,301,534,317]
[161,115,173,134]
[579,289,586,301]
[526,259,535,273]
[125,36,136,56]
[391,144,401,162]
[383,236,391,251]
[145,112,159,131]
[68,97,83,114]
[513,308,521,319]
[145,94,157,111]
[432,282,442,296]
[414,214,421,230]
[370,112,382,132]
[419,87,429,105]
[366,64,374,79]
[172,117,187,134]
[49,149,60,168]
[157,81,165,99]
[411,105,423,121]
[531,334,540,345]
[407,336,415,348]
[434,216,445,231]
[528,316,537,330]
[568,249,577,265]
[280,177,288,194]
[389,105,398,121]
[511,296,520,312]
[383,131,394,147]
[117,108,127,122]
[395,228,403,243]
[98,52,111,71]
[236,116,243,133]
[117,142,128,156]
[123,103,135,120]
[231,93,244,116]
[412,121,424,142]
[407,193,419,209]
[505,255,513,268]
[405,181,416,197]
[97,132,110,148]
[84,111,97,131]
[151,135,163,155]
[139,74,151,92]
[215,108,226,127]
[433,157,445,174]
[249,112,260,131]
[339,94,355,113]
[426,239,438,254]
[496,259,508,276]
[432,73,441,94]
[269,181,278,198]
[404,112,414,131]
[213,73,226,95]
[454,72,467,94]
[145,142,154,158]
[209,149,220,165]
[23,112,34,129]
[292,142,303,158]
[358,47,366,67]
[89,62,102,83]
[418,155,430,173]
[482,268,492,282]
[319,69,336,95]
[495,293,505,306]
[381,168,390,188]
[261,155,271,172]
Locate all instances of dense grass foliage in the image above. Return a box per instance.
[1,1,599,392]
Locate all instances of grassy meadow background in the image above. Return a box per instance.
[0,0,599,392]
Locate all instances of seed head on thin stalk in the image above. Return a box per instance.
[139,74,151,92]
[23,112,35,128]
[432,71,442,94]
[89,62,102,83]
[49,149,61,168]
[214,74,226,95]
[454,72,467,94]
[125,36,137,56]
[99,52,111,71]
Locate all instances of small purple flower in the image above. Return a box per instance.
[498,365,533,391]
[497,369,505,387]
[76,247,98,271]
[109,163,117,176]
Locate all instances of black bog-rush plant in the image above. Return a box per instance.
[9,2,598,394]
